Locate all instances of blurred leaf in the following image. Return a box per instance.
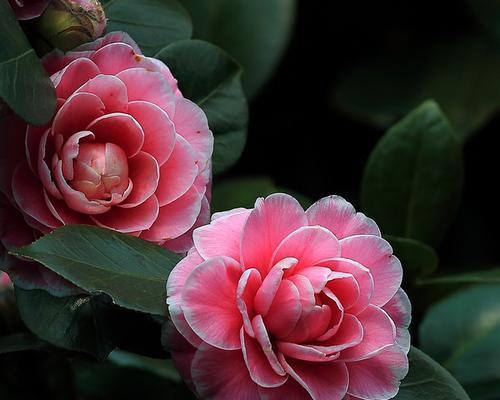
[11,225,181,315]
[420,285,500,386]
[0,0,56,125]
[0,332,47,354]
[394,347,470,400]
[156,40,248,175]
[102,0,192,56]
[419,268,500,286]
[181,0,297,98]
[467,0,500,43]
[361,100,464,247]
[15,287,119,359]
[464,381,500,400]
[334,34,500,139]
[212,176,313,212]
[108,350,181,382]
[385,235,438,285]
[74,362,195,400]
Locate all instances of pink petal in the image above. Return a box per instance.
[191,343,261,400]
[252,315,287,376]
[271,225,340,270]
[117,68,176,114]
[143,57,181,95]
[264,279,302,338]
[327,272,360,311]
[37,129,63,199]
[211,207,249,221]
[339,235,402,307]
[86,113,144,158]
[306,195,381,239]
[241,329,288,388]
[12,163,61,229]
[346,346,408,400]
[9,0,50,20]
[254,258,298,316]
[118,152,159,208]
[91,194,159,232]
[277,342,340,362]
[156,135,198,206]
[127,101,176,165]
[169,303,203,348]
[382,288,411,353]
[194,209,251,261]
[75,74,128,113]
[287,274,315,314]
[51,92,105,140]
[141,185,202,241]
[280,354,349,400]
[167,248,204,304]
[76,32,142,54]
[90,43,149,75]
[241,194,307,273]
[182,257,243,350]
[313,314,364,352]
[172,98,213,165]
[237,268,262,337]
[297,266,333,293]
[259,378,310,400]
[44,192,90,225]
[339,305,396,362]
[51,58,99,99]
[60,130,95,181]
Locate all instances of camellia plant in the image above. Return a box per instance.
[0,0,497,399]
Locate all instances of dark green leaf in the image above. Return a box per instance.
[385,235,438,285]
[0,0,56,125]
[15,287,119,359]
[394,347,470,400]
[156,40,248,175]
[419,269,500,286]
[464,381,500,400]
[420,285,500,386]
[11,225,181,315]
[0,332,48,354]
[334,34,500,139]
[181,0,297,98]
[103,0,192,56]
[466,0,500,43]
[361,100,464,246]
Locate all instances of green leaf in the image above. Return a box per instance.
[0,332,48,354]
[15,287,119,359]
[361,100,464,246]
[103,0,192,56]
[181,0,297,98]
[0,0,56,125]
[334,34,500,140]
[385,235,438,285]
[156,40,248,175]
[419,269,500,286]
[11,225,182,315]
[395,347,470,400]
[420,285,500,386]
[212,176,313,212]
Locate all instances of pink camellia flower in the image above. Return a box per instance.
[0,272,11,287]
[0,31,212,292]
[166,194,410,400]
[8,0,51,20]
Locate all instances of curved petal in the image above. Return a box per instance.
[141,185,202,241]
[60,130,95,181]
[264,279,302,338]
[327,272,360,311]
[182,257,243,350]
[271,225,340,270]
[75,74,128,113]
[91,194,159,232]
[9,0,51,20]
[297,266,332,293]
[37,129,63,199]
[168,303,203,348]
[287,274,315,314]
[127,101,176,165]
[191,343,261,400]
[75,31,141,53]
[44,192,90,225]
[252,315,287,376]
[313,314,364,352]
[279,354,349,400]
[86,113,144,158]
[194,209,251,261]
[12,163,61,229]
[241,193,307,273]
[277,342,340,362]
[52,58,100,99]
[258,378,310,400]
[166,248,204,304]
[237,268,262,337]
[339,235,402,307]
[306,195,381,239]
[90,42,151,75]
[339,305,396,362]
[118,152,159,208]
[382,288,412,353]
[346,346,408,400]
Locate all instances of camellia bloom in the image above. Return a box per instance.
[0,32,212,292]
[0,272,11,287]
[166,194,410,400]
[8,0,51,20]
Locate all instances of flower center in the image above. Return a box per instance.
[70,142,129,200]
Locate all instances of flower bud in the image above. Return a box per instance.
[35,0,106,51]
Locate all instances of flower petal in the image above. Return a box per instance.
[52,58,99,99]
[237,268,262,337]
[167,248,204,304]
[118,152,159,208]
[264,279,302,338]
[277,342,340,362]
[382,288,412,353]
[75,74,128,113]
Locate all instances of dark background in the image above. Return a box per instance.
[232,0,498,272]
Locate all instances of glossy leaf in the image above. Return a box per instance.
[419,269,500,286]
[420,285,500,386]
[361,100,464,246]
[0,332,47,354]
[0,0,56,125]
[103,0,192,56]
[156,40,248,174]
[181,0,297,98]
[394,347,470,400]
[11,225,182,315]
